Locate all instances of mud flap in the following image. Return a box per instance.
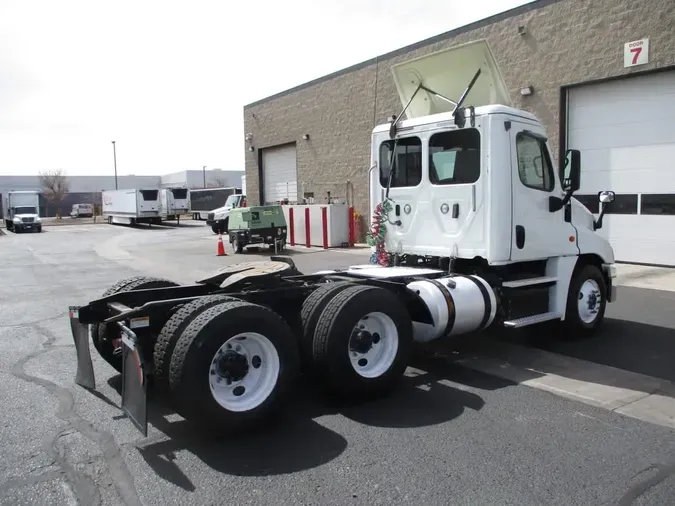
[69,306,96,390]
[119,323,148,437]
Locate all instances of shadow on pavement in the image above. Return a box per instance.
[102,352,492,488]
[505,318,675,384]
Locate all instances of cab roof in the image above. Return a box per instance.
[372,104,540,134]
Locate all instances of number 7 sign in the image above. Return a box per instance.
[624,38,649,67]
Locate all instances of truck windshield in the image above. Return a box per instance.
[14,207,37,214]
[224,195,240,207]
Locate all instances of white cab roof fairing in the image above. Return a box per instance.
[391,40,512,120]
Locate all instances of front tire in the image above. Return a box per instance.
[561,264,607,340]
[311,285,413,400]
[168,301,300,431]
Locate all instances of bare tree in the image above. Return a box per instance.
[208,177,228,188]
[39,169,69,219]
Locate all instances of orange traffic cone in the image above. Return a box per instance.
[217,233,227,256]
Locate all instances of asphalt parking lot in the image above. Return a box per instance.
[1,221,675,506]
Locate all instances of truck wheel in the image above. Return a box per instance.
[311,285,413,400]
[300,281,356,369]
[92,276,179,372]
[211,225,220,235]
[153,294,239,391]
[562,264,607,340]
[168,301,300,431]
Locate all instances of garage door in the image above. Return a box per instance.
[567,70,675,266]
[262,144,298,204]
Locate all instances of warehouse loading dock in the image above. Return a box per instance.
[242,0,675,266]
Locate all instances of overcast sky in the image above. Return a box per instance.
[0,0,533,177]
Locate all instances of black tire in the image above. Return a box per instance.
[561,264,607,340]
[232,236,243,254]
[311,285,413,400]
[300,281,356,369]
[92,276,179,372]
[153,294,239,391]
[168,301,300,431]
[211,225,220,235]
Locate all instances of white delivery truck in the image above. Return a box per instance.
[159,188,189,223]
[69,40,619,438]
[70,203,94,218]
[102,189,161,226]
[188,186,242,221]
[2,191,42,233]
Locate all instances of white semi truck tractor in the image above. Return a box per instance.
[2,191,42,233]
[68,40,617,437]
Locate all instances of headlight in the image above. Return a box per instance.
[13,218,21,223]
[35,217,41,222]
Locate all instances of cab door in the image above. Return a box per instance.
[509,121,578,261]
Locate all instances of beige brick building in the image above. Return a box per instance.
[243,0,675,263]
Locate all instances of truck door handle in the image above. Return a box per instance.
[516,225,525,249]
[395,204,400,216]
[452,203,459,219]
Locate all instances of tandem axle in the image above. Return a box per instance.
[68,254,614,437]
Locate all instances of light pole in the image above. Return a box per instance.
[203,165,206,188]
[112,141,118,189]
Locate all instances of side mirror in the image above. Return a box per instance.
[593,190,615,231]
[599,190,615,204]
[563,149,581,193]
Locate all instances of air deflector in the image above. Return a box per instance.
[391,40,511,120]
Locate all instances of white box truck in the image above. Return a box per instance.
[2,191,42,233]
[159,188,189,223]
[102,189,161,226]
[69,40,619,438]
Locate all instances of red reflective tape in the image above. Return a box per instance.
[348,206,355,247]
[289,207,295,246]
[322,207,328,249]
[305,207,311,248]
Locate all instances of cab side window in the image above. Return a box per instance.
[516,133,554,192]
[379,137,422,188]
[428,128,481,185]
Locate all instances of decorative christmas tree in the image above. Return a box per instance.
[366,200,393,266]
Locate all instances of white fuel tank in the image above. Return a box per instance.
[406,275,497,342]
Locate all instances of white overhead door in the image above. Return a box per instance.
[262,144,298,204]
[567,70,675,266]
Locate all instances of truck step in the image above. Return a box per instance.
[503,312,562,328]
[502,276,557,288]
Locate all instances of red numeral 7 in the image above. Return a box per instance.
[630,47,642,64]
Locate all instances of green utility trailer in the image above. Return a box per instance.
[228,205,288,254]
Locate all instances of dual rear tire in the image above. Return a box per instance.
[90,277,414,433]
[163,283,413,431]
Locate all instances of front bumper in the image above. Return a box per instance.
[15,224,40,232]
[602,263,618,302]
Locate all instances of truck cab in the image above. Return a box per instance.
[3,191,42,233]
[206,194,247,234]
[363,39,617,335]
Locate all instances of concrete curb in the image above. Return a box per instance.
[447,337,675,430]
